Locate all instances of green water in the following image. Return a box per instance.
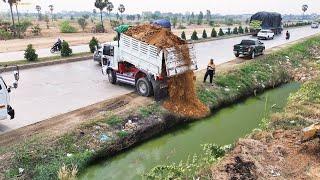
[80,83,300,180]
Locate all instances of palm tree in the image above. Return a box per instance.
[118,4,125,23]
[2,0,16,31]
[36,5,41,21]
[302,4,308,20]
[14,0,21,37]
[94,0,108,33]
[49,5,54,21]
[106,1,113,22]
[106,2,113,16]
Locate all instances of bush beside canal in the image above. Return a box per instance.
[1,35,320,180]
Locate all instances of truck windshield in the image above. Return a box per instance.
[241,40,255,45]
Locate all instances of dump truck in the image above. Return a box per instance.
[101,29,198,100]
[0,66,20,120]
[250,12,283,36]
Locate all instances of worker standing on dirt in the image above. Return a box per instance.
[203,59,215,84]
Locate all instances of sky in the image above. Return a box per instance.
[0,0,319,15]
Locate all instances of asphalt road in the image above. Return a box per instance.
[0,26,319,134]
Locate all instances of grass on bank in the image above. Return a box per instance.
[2,35,320,180]
[0,52,91,66]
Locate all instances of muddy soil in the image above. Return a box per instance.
[126,24,209,118]
[210,130,320,180]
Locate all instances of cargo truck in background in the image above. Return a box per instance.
[250,12,283,36]
[0,66,20,120]
[101,33,198,100]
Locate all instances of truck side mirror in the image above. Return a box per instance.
[14,71,19,81]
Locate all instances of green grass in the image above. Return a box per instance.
[0,52,91,66]
[105,115,123,126]
[139,103,161,118]
[117,131,129,138]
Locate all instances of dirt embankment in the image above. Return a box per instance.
[125,24,209,118]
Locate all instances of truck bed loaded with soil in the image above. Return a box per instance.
[101,24,209,118]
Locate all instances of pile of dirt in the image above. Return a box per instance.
[125,24,185,49]
[225,156,258,180]
[125,24,209,118]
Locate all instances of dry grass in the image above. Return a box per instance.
[58,164,78,180]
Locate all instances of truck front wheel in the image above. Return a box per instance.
[136,78,152,97]
[107,70,117,84]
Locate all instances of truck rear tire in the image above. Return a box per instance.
[107,70,117,84]
[136,77,152,97]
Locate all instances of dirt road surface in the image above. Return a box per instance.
[0,26,319,134]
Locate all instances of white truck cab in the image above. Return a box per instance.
[0,67,19,120]
[101,33,198,100]
[257,29,275,40]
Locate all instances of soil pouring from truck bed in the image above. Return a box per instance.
[125,24,209,118]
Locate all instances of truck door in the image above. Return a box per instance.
[0,78,9,120]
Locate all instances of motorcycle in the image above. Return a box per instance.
[50,42,61,53]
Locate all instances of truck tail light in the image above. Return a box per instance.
[156,76,164,81]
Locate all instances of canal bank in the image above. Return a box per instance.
[80,83,300,179]
[1,35,320,180]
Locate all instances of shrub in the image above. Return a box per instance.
[24,44,38,61]
[77,18,87,31]
[60,21,77,33]
[238,26,244,34]
[227,27,231,35]
[202,29,207,38]
[95,23,105,33]
[245,27,249,33]
[15,20,32,34]
[61,41,72,57]
[233,27,238,34]
[218,28,224,36]
[110,20,120,28]
[89,37,99,53]
[181,31,186,40]
[0,29,12,40]
[31,24,41,36]
[211,28,217,37]
[209,20,215,27]
[191,30,198,40]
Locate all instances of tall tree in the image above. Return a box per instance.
[106,1,113,22]
[36,5,41,21]
[302,4,308,19]
[2,0,16,32]
[106,1,113,15]
[49,5,54,21]
[206,10,211,22]
[94,0,108,32]
[118,4,125,23]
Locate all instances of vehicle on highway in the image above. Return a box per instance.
[257,29,275,40]
[250,12,283,36]
[233,39,265,59]
[311,22,319,28]
[101,33,198,100]
[93,45,103,65]
[0,66,20,120]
